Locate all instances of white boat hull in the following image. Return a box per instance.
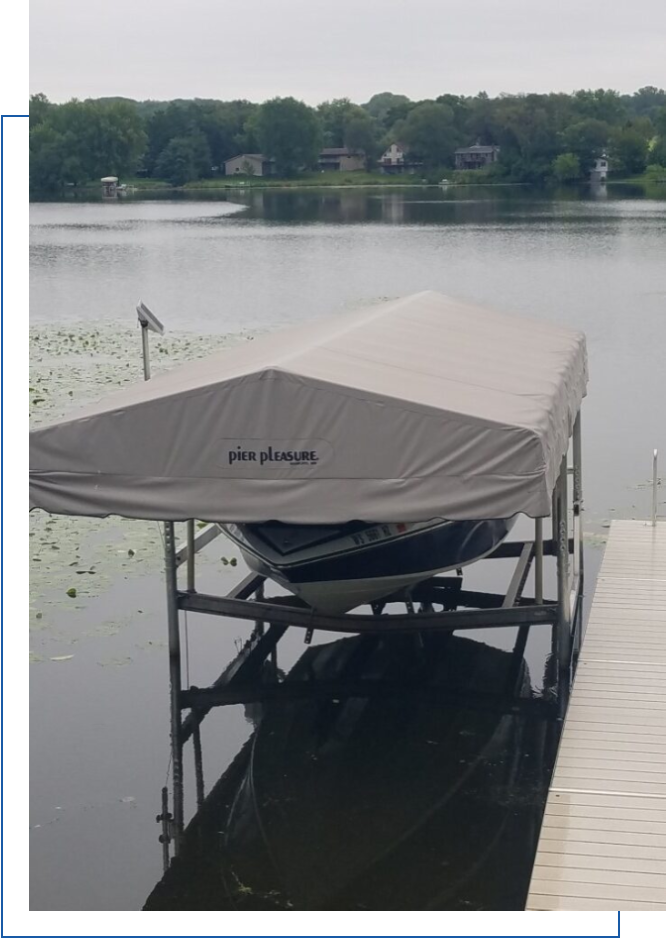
[224,516,516,614]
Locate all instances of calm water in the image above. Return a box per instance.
[29,186,666,910]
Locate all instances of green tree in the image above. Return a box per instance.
[400,102,457,167]
[610,128,649,175]
[146,99,260,174]
[29,93,51,129]
[30,124,66,189]
[436,93,470,131]
[572,89,627,125]
[316,98,379,159]
[145,103,196,174]
[464,92,497,146]
[30,98,146,188]
[649,135,666,168]
[363,92,411,127]
[492,96,561,181]
[552,152,582,182]
[48,99,147,180]
[624,115,655,142]
[254,97,322,176]
[626,86,666,120]
[155,136,209,185]
[343,112,380,160]
[318,98,355,147]
[203,100,259,169]
[653,106,666,138]
[562,119,611,172]
[99,100,149,177]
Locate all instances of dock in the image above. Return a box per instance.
[526,519,666,911]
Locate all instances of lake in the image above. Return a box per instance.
[29,185,666,910]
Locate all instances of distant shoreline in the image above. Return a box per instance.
[32,172,665,200]
[39,176,550,197]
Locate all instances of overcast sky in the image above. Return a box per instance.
[31,0,665,104]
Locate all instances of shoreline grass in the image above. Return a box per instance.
[39,169,666,198]
[60,169,520,194]
[608,170,666,186]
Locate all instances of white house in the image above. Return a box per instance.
[378,142,422,174]
[590,155,609,183]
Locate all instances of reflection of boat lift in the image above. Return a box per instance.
[145,629,562,910]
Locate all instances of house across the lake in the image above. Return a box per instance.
[378,142,423,174]
[454,144,501,170]
[224,154,276,177]
[318,148,366,172]
[590,155,609,183]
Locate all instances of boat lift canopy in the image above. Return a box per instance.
[29,290,588,861]
[29,291,587,523]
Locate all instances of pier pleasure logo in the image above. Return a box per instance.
[221,439,332,471]
[229,445,318,467]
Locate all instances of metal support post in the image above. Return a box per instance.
[556,456,571,673]
[141,323,151,381]
[186,519,196,592]
[192,722,205,809]
[572,411,584,584]
[164,521,184,851]
[653,449,659,527]
[534,517,543,605]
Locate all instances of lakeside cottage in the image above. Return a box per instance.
[225,149,365,176]
[318,147,366,171]
[590,155,609,183]
[224,154,276,177]
[378,142,423,174]
[454,143,501,170]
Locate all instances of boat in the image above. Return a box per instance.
[219,632,554,910]
[220,516,516,613]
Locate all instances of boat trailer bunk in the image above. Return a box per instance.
[159,411,584,863]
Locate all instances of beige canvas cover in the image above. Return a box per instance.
[29,291,587,523]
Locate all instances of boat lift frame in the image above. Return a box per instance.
[157,413,584,862]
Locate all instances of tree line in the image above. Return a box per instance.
[29,87,666,190]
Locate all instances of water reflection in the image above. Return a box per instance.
[144,632,560,911]
[590,180,609,201]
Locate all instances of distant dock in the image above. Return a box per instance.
[526,519,666,911]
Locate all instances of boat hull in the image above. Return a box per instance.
[221,516,515,613]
